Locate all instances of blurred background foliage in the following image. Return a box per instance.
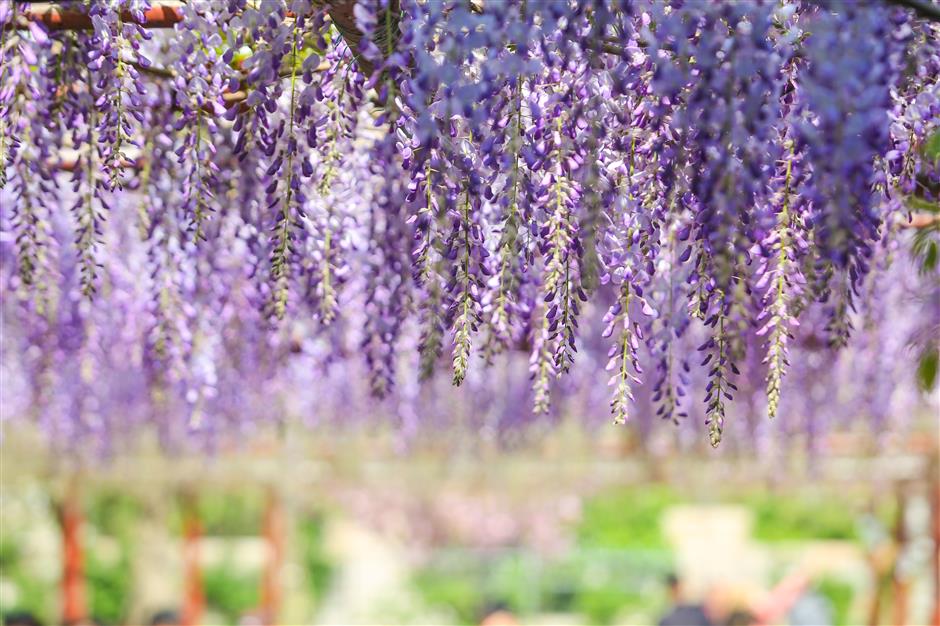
[408,485,874,625]
[0,478,930,625]
[0,490,335,624]
[747,492,858,542]
[298,515,334,601]
[203,562,259,623]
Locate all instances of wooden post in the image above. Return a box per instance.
[180,492,204,626]
[866,490,894,626]
[58,483,86,624]
[260,489,285,625]
[930,455,940,626]
[891,483,910,626]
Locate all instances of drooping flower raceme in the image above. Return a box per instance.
[0,0,938,452]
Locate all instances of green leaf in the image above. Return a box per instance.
[924,241,938,273]
[923,129,940,166]
[916,348,939,392]
[910,224,940,275]
[908,195,940,214]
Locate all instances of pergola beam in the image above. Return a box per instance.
[17,1,185,30]
[14,1,381,74]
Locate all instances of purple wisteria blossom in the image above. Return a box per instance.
[0,0,937,452]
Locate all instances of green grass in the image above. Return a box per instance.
[748,493,858,542]
[816,577,855,626]
[203,561,260,623]
[298,514,335,601]
[577,485,680,549]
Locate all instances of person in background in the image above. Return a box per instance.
[479,602,519,626]
[147,610,180,626]
[749,571,810,625]
[62,618,107,626]
[658,573,713,626]
[786,587,834,626]
[724,609,756,626]
[237,613,263,626]
[2,612,42,626]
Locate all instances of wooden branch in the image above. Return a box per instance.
[15,1,387,74]
[315,0,400,77]
[15,0,401,92]
[583,39,629,57]
[53,155,142,173]
[319,0,373,75]
[17,1,185,30]
[132,60,176,80]
[909,213,940,228]
[886,0,940,22]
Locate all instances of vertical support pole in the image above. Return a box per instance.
[866,489,891,626]
[891,483,910,626]
[180,491,204,626]
[261,488,285,625]
[930,455,940,626]
[59,481,86,624]
[867,573,884,626]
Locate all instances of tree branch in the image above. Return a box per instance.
[908,213,940,228]
[886,0,940,22]
[16,1,185,30]
[16,1,395,77]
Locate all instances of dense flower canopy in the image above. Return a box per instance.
[1,0,938,453]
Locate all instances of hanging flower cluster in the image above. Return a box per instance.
[0,0,938,451]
